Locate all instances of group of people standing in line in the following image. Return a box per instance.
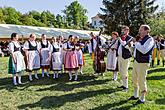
[7,24,164,105]
[8,33,85,86]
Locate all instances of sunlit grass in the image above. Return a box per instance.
[0,54,165,110]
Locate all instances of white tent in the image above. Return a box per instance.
[0,24,108,41]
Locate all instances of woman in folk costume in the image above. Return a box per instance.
[24,33,40,81]
[107,32,119,81]
[39,34,51,77]
[50,37,63,79]
[58,35,65,73]
[63,35,79,80]
[74,36,85,74]
[8,33,26,85]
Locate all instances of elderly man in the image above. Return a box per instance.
[129,25,154,104]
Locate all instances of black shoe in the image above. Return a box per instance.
[117,86,128,92]
[134,100,144,105]
[128,96,139,100]
[157,60,160,65]
[117,85,127,89]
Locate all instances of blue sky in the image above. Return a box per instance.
[0,0,164,22]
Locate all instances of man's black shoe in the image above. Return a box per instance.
[117,85,127,89]
[134,99,144,105]
[128,96,139,100]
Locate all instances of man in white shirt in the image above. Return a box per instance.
[117,26,133,91]
[88,32,97,60]
[129,25,154,105]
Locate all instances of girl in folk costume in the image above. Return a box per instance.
[24,33,40,81]
[39,34,51,77]
[8,33,26,85]
[74,36,85,74]
[50,37,63,79]
[58,35,65,73]
[107,32,119,81]
[63,35,79,80]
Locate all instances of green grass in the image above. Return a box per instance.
[0,54,165,110]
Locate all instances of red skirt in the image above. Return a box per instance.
[64,50,79,71]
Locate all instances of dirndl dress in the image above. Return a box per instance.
[51,43,63,71]
[39,40,51,67]
[23,40,40,71]
[107,39,118,71]
[8,42,26,74]
[64,42,79,71]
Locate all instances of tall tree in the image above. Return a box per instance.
[41,11,56,27]
[0,8,5,23]
[100,0,158,36]
[29,10,41,21]
[148,10,165,36]
[56,14,64,28]
[63,1,88,29]
[3,7,22,25]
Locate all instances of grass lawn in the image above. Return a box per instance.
[0,54,165,110]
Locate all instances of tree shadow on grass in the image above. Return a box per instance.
[18,88,120,109]
[147,75,165,80]
[155,98,165,105]
[90,99,134,110]
[148,68,165,74]
[36,78,110,92]
[0,73,98,91]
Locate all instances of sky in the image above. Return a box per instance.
[0,0,164,22]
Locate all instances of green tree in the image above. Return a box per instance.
[41,11,56,27]
[100,0,158,36]
[0,8,5,23]
[63,0,88,29]
[148,10,165,36]
[3,7,22,25]
[29,10,41,21]
[56,14,64,28]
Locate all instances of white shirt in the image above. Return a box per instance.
[23,40,40,51]
[117,37,133,57]
[8,41,20,53]
[134,37,154,58]
[88,39,97,54]
[38,40,51,51]
[50,43,60,53]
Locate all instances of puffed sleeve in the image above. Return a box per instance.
[63,43,67,49]
[23,41,29,50]
[8,42,14,53]
[48,41,52,52]
[37,42,41,51]
[50,45,53,53]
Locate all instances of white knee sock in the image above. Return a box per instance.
[69,71,72,80]
[13,75,17,85]
[29,72,33,81]
[34,70,39,79]
[74,70,78,81]
[80,66,83,74]
[18,74,22,84]
[113,71,118,81]
[42,69,44,77]
[46,70,50,77]
[53,72,56,79]
[56,72,59,78]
